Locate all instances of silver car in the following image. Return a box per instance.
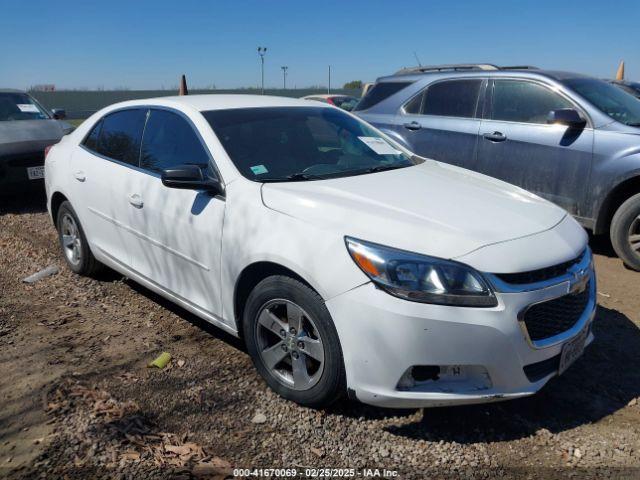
[0,89,73,194]
[354,64,640,270]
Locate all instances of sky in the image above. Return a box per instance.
[1,0,638,90]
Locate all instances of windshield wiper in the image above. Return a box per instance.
[258,172,325,183]
[626,122,640,127]
[365,163,410,173]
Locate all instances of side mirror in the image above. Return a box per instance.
[547,108,586,128]
[51,108,66,120]
[161,164,224,196]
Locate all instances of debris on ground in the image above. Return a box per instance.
[22,265,59,284]
[148,352,172,369]
[29,379,233,478]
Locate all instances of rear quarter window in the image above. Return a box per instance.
[353,82,412,111]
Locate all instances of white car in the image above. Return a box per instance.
[45,95,596,408]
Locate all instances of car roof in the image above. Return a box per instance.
[120,94,326,112]
[378,69,593,83]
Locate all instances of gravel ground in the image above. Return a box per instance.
[1,192,639,479]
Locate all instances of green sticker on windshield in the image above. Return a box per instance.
[250,164,269,175]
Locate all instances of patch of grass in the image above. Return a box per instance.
[66,119,85,127]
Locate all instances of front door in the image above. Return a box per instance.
[126,108,226,318]
[476,79,593,215]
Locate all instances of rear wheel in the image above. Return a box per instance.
[611,193,640,271]
[243,276,345,408]
[56,201,103,276]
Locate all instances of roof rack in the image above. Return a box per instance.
[394,64,539,75]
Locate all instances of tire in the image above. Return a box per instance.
[56,201,103,276]
[243,275,346,408]
[610,193,640,271]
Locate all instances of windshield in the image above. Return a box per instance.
[564,78,640,126]
[0,92,50,121]
[203,106,418,182]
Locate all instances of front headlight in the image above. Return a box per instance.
[345,237,497,307]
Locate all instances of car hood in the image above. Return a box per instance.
[0,120,67,156]
[261,161,568,261]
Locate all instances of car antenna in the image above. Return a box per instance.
[413,51,423,67]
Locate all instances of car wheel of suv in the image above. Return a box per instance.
[243,275,346,408]
[56,201,103,276]
[611,193,640,271]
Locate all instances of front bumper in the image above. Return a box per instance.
[326,255,596,409]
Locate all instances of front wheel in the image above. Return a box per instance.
[243,276,346,408]
[611,193,640,271]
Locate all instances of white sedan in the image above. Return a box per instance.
[45,95,596,408]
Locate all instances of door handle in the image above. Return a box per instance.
[128,193,144,209]
[482,131,507,142]
[403,121,422,131]
[74,171,86,182]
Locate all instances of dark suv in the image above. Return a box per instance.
[354,64,640,270]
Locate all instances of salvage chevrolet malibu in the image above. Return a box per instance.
[45,95,596,408]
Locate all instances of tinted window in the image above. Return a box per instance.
[403,93,423,114]
[353,82,412,111]
[421,80,482,118]
[96,109,146,165]
[564,78,640,126]
[140,109,210,174]
[492,80,572,124]
[0,92,49,121]
[83,119,103,152]
[204,107,418,182]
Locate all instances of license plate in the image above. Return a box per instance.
[558,325,589,375]
[27,166,45,180]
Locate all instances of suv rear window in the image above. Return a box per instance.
[353,82,412,111]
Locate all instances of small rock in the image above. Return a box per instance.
[628,398,637,407]
[251,412,267,424]
[574,448,582,459]
[177,359,186,368]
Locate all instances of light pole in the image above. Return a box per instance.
[281,66,288,90]
[257,47,267,94]
[327,65,331,94]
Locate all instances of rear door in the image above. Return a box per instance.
[476,79,593,215]
[126,108,226,318]
[393,78,485,169]
[69,108,147,267]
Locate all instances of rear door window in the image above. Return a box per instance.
[353,82,412,111]
[491,80,572,124]
[140,109,211,174]
[420,79,482,118]
[95,109,147,166]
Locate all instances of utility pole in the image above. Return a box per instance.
[258,47,267,94]
[328,65,331,94]
[281,66,288,89]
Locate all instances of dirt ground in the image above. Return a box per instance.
[1,192,639,479]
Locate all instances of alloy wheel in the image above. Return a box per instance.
[255,299,325,391]
[61,213,82,266]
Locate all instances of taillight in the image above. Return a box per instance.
[44,145,53,158]
[326,97,335,105]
